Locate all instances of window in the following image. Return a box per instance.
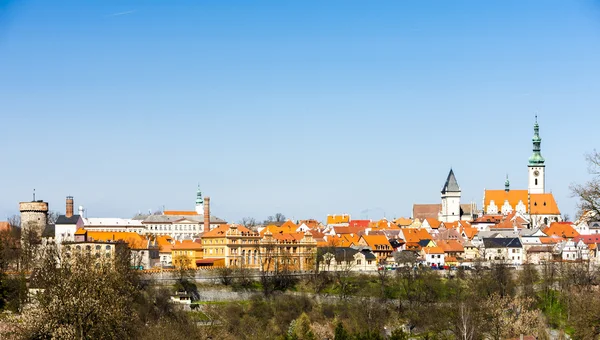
[535,179,538,185]
[96,245,101,250]
[357,259,361,265]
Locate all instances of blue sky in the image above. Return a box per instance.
[1,0,599,222]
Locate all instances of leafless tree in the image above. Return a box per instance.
[265,213,286,224]
[571,150,600,219]
[7,214,20,229]
[239,217,258,230]
[47,211,60,225]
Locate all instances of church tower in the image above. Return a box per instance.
[440,169,461,222]
[528,116,545,194]
[195,185,204,215]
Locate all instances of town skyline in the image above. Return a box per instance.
[2,1,600,221]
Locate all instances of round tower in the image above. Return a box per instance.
[19,199,49,239]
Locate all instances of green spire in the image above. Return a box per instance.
[196,184,203,205]
[528,115,545,165]
[505,174,510,192]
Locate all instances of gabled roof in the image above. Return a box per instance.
[437,240,464,253]
[317,247,376,261]
[361,235,391,249]
[482,237,522,248]
[530,193,561,215]
[393,217,413,227]
[424,218,442,229]
[422,246,444,255]
[483,190,529,213]
[202,224,254,238]
[85,231,150,249]
[543,222,579,239]
[172,239,203,250]
[573,234,600,245]
[327,214,350,225]
[442,169,460,193]
[349,220,371,228]
[55,215,81,225]
[412,204,442,221]
[402,228,432,243]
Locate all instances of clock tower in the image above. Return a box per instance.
[528,116,545,194]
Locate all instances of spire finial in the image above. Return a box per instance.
[535,113,538,124]
[33,188,35,201]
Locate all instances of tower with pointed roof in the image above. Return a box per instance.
[440,169,461,222]
[528,116,545,194]
[195,184,204,215]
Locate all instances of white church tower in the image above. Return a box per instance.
[440,169,461,222]
[528,116,545,194]
[195,185,204,215]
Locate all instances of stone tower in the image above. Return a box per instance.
[440,169,461,223]
[19,192,49,240]
[528,116,545,194]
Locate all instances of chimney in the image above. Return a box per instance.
[204,196,210,231]
[66,196,74,218]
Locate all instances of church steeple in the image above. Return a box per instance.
[528,116,546,194]
[505,174,510,192]
[528,115,545,166]
[195,184,204,214]
[440,168,461,222]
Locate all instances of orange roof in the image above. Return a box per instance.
[370,218,399,230]
[333,226,366,235]
[163,211,199,216]
[361,235,391,249]
[393,217,413,227]
[444,221,459,229]
[445,256,458,262]
[423,246,444,255]
[172,239,203,250]
[461,226,478,240]
[402,228,432,243]
[323,235,356,248]
[327,214,350,225]
[0,222,10,231]
[298,219,320,229]
[544,222,578,238]
[540,236,564,244]
[86,231,149,249]
[484,190,529,213]
[530,193,560,215]
[272,232,306,242]
[75,228,87,235]
[156,235,173,247]
[437,240,464,253]
[203,224,253,238]
[260,222,298,236]
[424,218,442,229]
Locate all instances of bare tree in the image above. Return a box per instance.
[47,211,60,225]
[265,213,286,224]
[571,150,600,219]
[239,217,258,230]
[7,214,20,229]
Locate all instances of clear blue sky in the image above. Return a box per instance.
[1,0,599,222]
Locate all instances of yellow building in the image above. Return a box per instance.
[201,224,317,270]
[171,240,203,269]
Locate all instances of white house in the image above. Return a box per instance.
[319,247,378,272]
[421,246,445,267]
[55,214,84,245]
[482,237,524,266]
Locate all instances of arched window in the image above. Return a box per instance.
[535,179,538,185]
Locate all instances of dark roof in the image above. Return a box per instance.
[442,169,460,193]
[317,247,376,262]
[482,237,522,248]
[418,239,431,247]
[42,224,55,238]
[55,215,81,225]
[389,239,405,248]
